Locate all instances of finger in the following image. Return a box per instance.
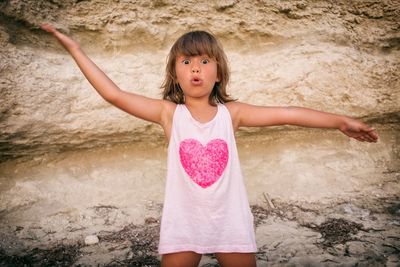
[40,23,56,33]
[359,126,379,139]
[362,130,378,142]
[354,136,365,142]
[364,135,375,142]
[364,132,379,142]
[40,23,50,31]
[370,131,379,140]
[362,126,376,133]
[368,134,378,142]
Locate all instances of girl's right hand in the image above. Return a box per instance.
[41,23,80,52]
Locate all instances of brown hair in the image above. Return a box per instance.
[161,31,235,105]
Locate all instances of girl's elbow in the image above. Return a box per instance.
[102,87,124,104]
[103,91,119,105]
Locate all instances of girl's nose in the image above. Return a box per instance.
[191,65,200,73]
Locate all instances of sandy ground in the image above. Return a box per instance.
[0,181,399,266]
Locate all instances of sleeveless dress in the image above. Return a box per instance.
[158,104,257,254]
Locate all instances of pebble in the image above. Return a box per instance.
[126,251,134,260]
[84,235,99,245]
[145,217,158,224]
[342,204,370,218]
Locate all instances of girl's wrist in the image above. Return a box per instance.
[337,115,352,131]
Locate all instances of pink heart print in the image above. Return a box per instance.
[179,138,229,188]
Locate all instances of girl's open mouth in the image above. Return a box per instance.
[191,78,203,85]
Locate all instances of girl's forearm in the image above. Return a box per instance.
[67,46,121,102]
[285,106,347,129]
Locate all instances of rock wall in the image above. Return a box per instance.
[1,0,399,161]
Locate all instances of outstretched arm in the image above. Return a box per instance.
[40,24,171,126]
[226,102,378,142]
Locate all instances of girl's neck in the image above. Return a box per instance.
[184,98,213,110]
[184,98,218,124]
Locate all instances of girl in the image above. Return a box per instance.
[41,24,378,267]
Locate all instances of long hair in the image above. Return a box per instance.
[161,31,235,105]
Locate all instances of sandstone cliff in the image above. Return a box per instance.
[1,0,399,161]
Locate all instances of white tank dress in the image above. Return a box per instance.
[158,104,257,254]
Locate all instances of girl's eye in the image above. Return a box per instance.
[201,59,209,64]
[182,59,190,64]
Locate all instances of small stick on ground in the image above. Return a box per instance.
[263,192,275,210]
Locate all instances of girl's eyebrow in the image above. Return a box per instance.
[176,54,189,59]
[177,55,214,60]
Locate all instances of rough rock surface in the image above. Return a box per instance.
[0,0,399,160]
[0,1,399,266]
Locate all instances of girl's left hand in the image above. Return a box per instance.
[339,118,379,142]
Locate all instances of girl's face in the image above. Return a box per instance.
[175,54,220,102]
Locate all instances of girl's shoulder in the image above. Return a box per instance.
[162,99,177,117]
[160,100,177,140]
[224,101,245,116]
[224,101,240,110]
[160,99,177,123]
[224,101,243,131]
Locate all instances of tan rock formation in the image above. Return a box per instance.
[0,1,399,265]
[0,0,399,160]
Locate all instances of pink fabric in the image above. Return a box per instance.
[158,104,257,254]
[179,138,228,188]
